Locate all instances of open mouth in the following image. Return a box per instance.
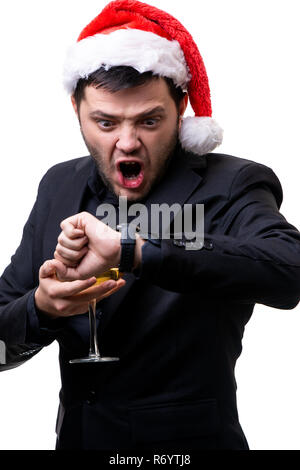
[117,160,144,189]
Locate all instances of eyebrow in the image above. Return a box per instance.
[89,106,166,120]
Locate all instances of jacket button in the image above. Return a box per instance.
[173,239,185,247]
[204,240,214,250]
[86,390,96,405]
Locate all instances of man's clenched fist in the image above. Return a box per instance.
[54,212,144,281]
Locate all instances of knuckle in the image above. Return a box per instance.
[57,232,64,243]
[64,286,74,297]
[76,249,85,259]
[44,259,52,269]
[55,244,62,255]
[48,286,56,299]
[69,250,78,260]
[78,238,86,248]
[56,301,67,314]
[66,257,78,266]
[55,253,65,265]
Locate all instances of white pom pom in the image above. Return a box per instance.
[179,116,223,155]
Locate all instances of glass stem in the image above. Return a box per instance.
[88,298,100,357]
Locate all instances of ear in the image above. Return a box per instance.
[179,94,188,128]
[71,94,79,118]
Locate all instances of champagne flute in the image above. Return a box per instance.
[69,268,121,364]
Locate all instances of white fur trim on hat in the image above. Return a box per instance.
[63,28,191,94]
[179,116,223,155]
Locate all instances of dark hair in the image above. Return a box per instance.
[73,66,186,112]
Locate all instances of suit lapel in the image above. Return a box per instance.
[43,156,94,260]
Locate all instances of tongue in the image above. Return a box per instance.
[118,168,144,188]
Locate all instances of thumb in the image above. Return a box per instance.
[39,259,63,279]
[53,258,84,282]
[39,259,75,280]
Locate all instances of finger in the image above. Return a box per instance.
[55,243,88,262]
[60,219,85,240]
[67,279,124,302]
[45,258,91,286]
[57,232,89,251]
[54,250,79,268]
[95,279,126,300]
[57,231,88,250]
[54,277,98,298]
[60,213,91,238]
[39,259,60,279]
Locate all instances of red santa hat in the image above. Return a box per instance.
[63,0,223,155]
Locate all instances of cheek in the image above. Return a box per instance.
[84,124,115,151]
[143,123,174,149]
[149,121,178,150]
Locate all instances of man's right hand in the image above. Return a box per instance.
[34,259,126,319]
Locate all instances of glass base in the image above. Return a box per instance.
[69,355,120,364]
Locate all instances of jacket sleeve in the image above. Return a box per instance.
[139,162,300,309]
[0,180,61,371]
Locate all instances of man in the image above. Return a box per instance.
[0,0,299,450]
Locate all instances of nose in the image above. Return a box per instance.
[115,125,141,154]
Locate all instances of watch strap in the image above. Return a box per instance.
[117,223,136,273]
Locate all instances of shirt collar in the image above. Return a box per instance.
[87,158,119,205]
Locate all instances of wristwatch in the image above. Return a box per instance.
[117,223,137,273]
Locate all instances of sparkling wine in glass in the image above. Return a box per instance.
[69,268,121,364]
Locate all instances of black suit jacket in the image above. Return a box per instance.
[0,147,299,450]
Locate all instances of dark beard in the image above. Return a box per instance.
[81,126,179,203]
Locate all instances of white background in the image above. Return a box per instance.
[0,0,299,450]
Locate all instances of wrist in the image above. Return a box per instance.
[94,223,122,269]
[114,231,122,267]
[34,287,59,320]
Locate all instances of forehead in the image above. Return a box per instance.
[81,78,175,117]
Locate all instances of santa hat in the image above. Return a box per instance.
[63,0,223,155]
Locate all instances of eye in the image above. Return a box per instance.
[142,118,159,127]
[97,120,115,129]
